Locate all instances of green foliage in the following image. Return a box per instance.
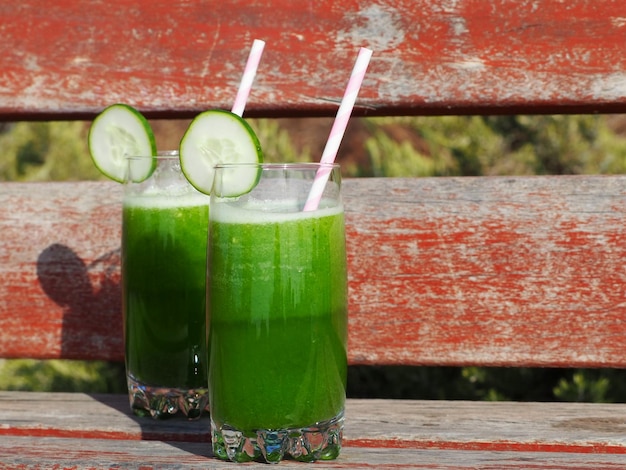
[359,115,626,177]
[0,359,125,393]
[0,121,104,181]
[365,124,454,177]
[554,370,610,402]
[347,366,626,402]
[552,369,626,403]
[249,118,312,163]
[3,115,626,182]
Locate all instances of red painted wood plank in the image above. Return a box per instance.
[2,0,626,120]
[1,177,625,368]
[346,177,626,367]
[0,182,124,361]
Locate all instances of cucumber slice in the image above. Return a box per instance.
[179,109,263,196]
[88,104,157,183]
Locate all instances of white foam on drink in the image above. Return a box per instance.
[124,192,210,209]
[211,198,343,224]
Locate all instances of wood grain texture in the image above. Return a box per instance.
[2,177,625,368]
[2,0,626,120]
[3,436,625,469]
[346,176,626,368]
[0,182,123,361]
[1,393,625,468]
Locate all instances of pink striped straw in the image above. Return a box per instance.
[303,47,373,211]
[231,39,266,117]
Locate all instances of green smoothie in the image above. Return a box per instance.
[208,201,348,432]
[123,193,209,389]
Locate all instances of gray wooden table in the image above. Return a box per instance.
[1,392,625,468]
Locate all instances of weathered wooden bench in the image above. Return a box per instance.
[2,0,626,468]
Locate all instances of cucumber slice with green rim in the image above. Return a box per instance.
[179,109,263,196]
[88,103,157,183]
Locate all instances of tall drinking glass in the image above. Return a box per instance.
[207,163,348,463]
[122,151,209,419]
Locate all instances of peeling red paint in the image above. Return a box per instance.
[344,438,626,454]
[2,177,626,370]
[1,0,626,119]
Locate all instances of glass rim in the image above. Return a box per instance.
[125,150,178,160]
[213,162,340,170]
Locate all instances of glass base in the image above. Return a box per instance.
[127,374,209,420]
[211,410,343,463]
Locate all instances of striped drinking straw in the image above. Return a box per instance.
[303,47,373,212]
[231,39,266,117]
